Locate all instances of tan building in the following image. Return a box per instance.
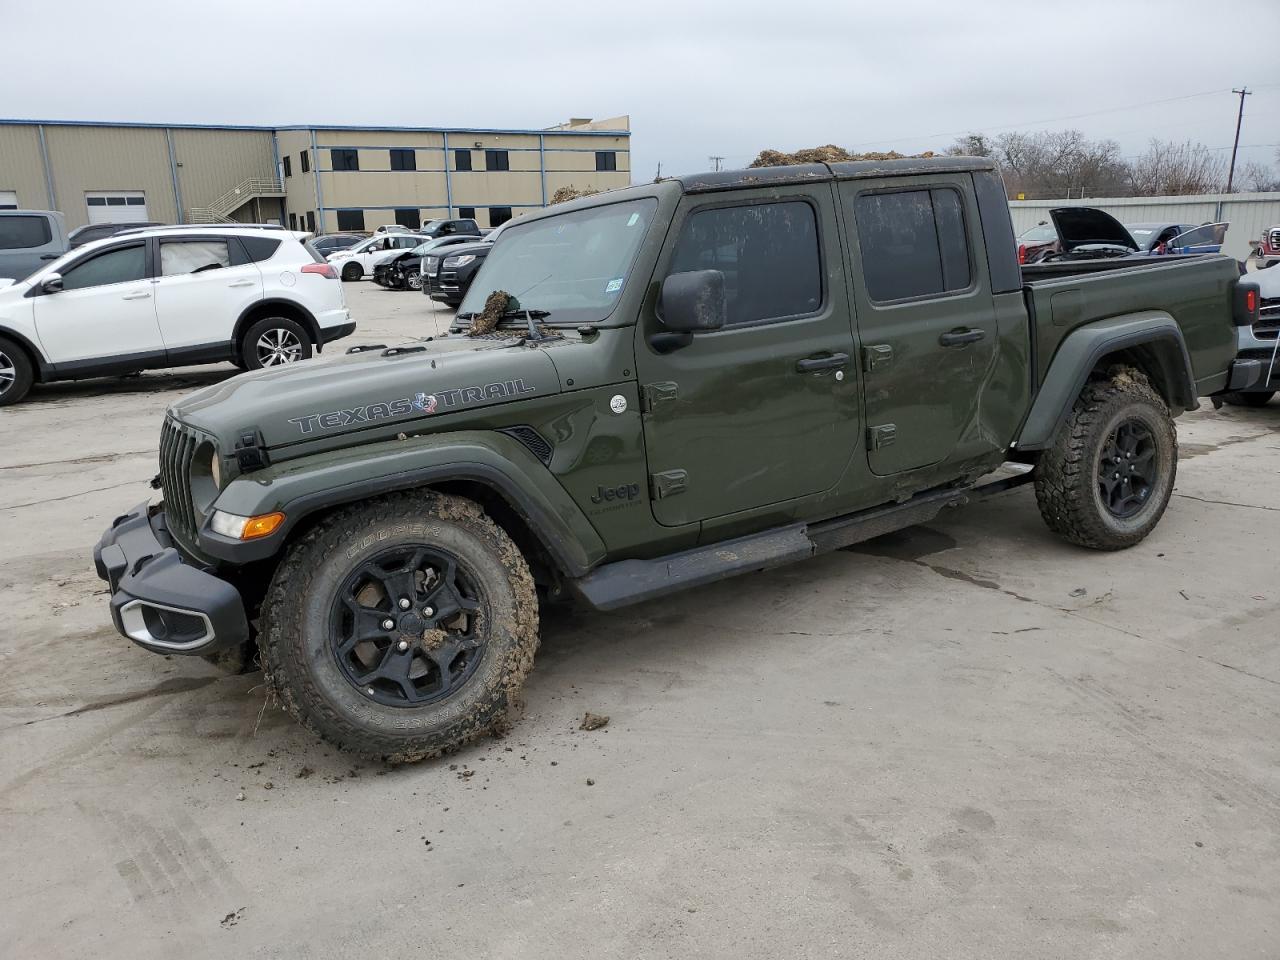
[0,116,632,232]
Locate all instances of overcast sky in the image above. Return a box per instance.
[5,0,1279,182]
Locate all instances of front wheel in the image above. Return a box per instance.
[0,337,34,406]
[259,492,540,761]
[1222,391,1274,408]
[405,269,422,291]
[1034,366,1177,550]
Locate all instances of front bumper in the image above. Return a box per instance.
[94,502,249,656]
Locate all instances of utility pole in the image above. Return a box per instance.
[1226,87,1252,193]
[708,155,725,172]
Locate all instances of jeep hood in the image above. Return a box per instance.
[172,336,561,450]
[1049,207,1138,252]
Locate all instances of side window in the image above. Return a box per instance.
[282,155,292,178]
[60,244,146,290]
[485,150,510,172]
[390,149,416,171]
[667,200,821,326]
[160,240,231,276]
[595,151,618,172]
[854,188,972,302]
[489,206,513,226]
[300,150,311,173]
[234,236,281,264]
[458,206,476,220]
[331,148,359,171]
[335,209,364,232]
[455,150,473,172]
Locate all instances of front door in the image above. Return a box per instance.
[839,178,999,475]
[32,240,162,365]
[152,236,263,352]
[635,185,861,527]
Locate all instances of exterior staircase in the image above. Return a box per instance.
[189,177,285,223]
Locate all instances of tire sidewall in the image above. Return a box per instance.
[0,337,34,406]
[281,514,524,743]
[242,317,313,371]
[1086,397,1176,539]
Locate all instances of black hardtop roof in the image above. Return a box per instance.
[676,156,996,194]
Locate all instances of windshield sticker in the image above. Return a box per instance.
[626,213,640,227]
[287,378,536,434]
[605,277,623,294]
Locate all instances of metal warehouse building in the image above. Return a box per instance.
[0,115,631,232]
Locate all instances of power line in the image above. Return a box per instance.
[848,85,1278,150]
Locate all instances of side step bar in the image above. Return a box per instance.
[569,470,1033,611]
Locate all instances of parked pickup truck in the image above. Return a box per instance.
[0,210,68,281]
[94,157,1260,762]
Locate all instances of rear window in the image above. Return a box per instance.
[0,215,52,250]
[235,236,282,264]
[854,189,972,302]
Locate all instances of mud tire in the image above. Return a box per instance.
[260,491,539,762]
[1033,366,1177,550]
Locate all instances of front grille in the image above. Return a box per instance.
[158,416,203,547]
[1268,228,1280,249]
[1256,298,1280,339]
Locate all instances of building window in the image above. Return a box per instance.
[305,211,316,233]
[485,150,509,172]
[336,209,364,231]
[300,150,310,173]
[288,212,298,230]
[394,208,421,229]
[455,150,473,172]
[489,206,513,227]
[853,189,971,302]
[331,148,359,171]
[458,206,476,220]
[282,155,292,178]
[669,201,822,326]
[390,149,416,171]
[595,151,618,172]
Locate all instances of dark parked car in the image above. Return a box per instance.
[373,235,479,290]
[67,221,164,249]
[419,218,481,240]
[310,233,367,258]
[422,221,510,306]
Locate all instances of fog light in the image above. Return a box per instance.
[211,510,285,540]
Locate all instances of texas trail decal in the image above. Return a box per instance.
[288,378,536,434]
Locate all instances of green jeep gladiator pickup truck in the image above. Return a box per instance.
[94,157,1263,760]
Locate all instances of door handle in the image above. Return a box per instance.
[938,328,985,347]
[228,279,256,287]
[121,291,152,301]
[795,352,850,373]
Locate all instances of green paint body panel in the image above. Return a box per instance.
[152,158,1242,603]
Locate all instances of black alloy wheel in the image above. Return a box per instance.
[1097,419,1156,519]
[331,544,485,707]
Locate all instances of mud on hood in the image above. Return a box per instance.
[1049,207,1138,252]
[172,336,561,451]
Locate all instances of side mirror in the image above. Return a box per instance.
[659,269,726,333]
[40,272,63,294]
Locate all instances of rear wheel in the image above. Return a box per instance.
[260,491,540,762]
[1223,391,1274,408]
[241,317,313,370]
[341,262,362,281]
[0,337,34,406]
[1034,366,1177,550]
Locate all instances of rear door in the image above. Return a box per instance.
[635,184,861,526]
[151,236,263,352]
[32,240,162,363]
[840,176,999,475]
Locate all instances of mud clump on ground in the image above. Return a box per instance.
[579,712,610,731]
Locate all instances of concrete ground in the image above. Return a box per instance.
[2,281,1278,959]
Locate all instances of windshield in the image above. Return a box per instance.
[1019,223,1056,242]
[1126,227,1156,243]
[457,198,658,325]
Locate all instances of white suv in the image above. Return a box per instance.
[327,232,424,281]
[0,225,353,406]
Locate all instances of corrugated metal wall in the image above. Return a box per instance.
[1010,193,1280,261]
[0,126,50,208]
[43,125,177,227]
[170,128,275,210]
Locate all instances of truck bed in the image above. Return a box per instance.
[1021,254,1241,394]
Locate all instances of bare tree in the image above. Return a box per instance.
[1240,161,1280,192]
[1128,139,1225,196]
[947,129,1127,198]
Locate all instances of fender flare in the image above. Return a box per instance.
[231,299,321,361]
[1016,312,1196,451]
[0,324,52,380]
[198,430,606,577]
